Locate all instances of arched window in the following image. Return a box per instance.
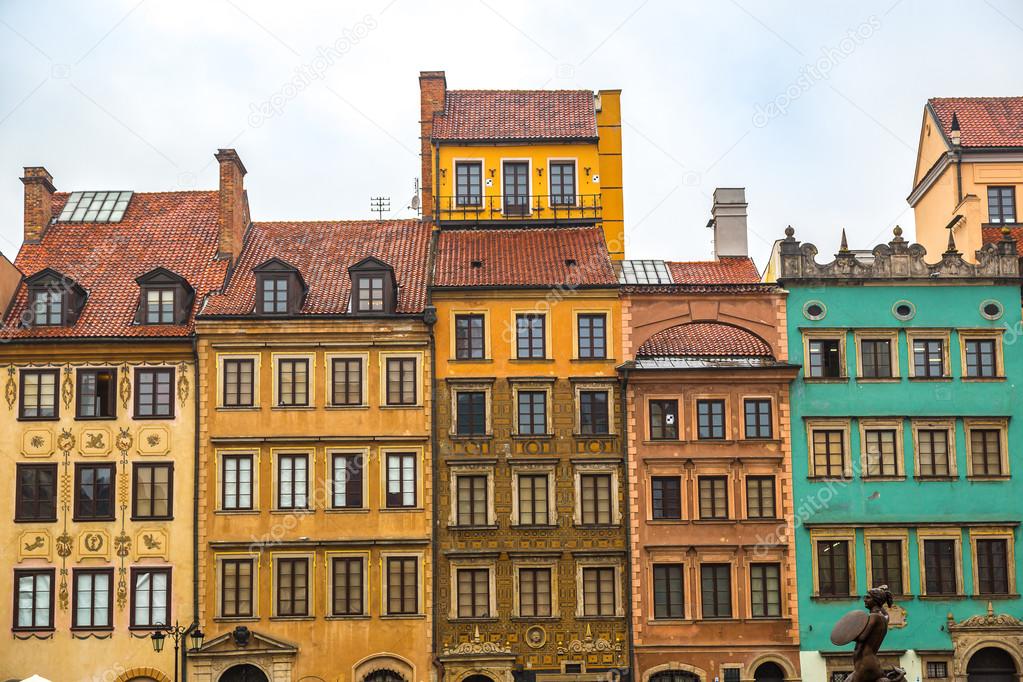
[220,664,269,682]
[754,662,786,681]
[967,647,1016,682]
[364,669,407,682]
[650,672,700,682]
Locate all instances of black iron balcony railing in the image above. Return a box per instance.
[436,193,602,222]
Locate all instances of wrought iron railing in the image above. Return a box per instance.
[436,194,602,222]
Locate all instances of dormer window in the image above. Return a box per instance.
[145,288,176,324]
[135,268,194,326]
[357,275,384,312]
[261,277,289,314]
[24,269,86,328]
[349,257,397,315]
[30,290,63,326]
[253,258,306,316]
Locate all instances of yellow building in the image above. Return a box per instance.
[0,158,233,682]
[418,71,625,259]
[910,97,1023,260]
[189,212,435,682]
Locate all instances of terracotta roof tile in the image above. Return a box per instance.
[432,90,597,141]
[929,97,1023,148]
[433,227,616,288]
[982,226,1023,248]
[665,257,761,284]
[202,220,431,316]
[4,191,228,339]
[637,322,773,358]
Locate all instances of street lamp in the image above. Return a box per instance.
[150,621,204,682]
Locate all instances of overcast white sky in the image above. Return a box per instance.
[2,0,1022,270]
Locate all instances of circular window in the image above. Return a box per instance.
[803,301,827,320]
[981,300,1004,320]
[892,300,915,321]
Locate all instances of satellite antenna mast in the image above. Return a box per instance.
[370,196,391,220]
[408,178,421,217]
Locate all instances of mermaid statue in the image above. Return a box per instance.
[829,585,907,682]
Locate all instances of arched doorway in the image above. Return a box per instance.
[650,672,700,682]
[364,670,407,682]
[753,662,786,681]
[967,647,1016,682]
[220,665,270,682]
[463,676,494,682]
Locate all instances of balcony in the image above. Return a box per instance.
[436,194,602,225]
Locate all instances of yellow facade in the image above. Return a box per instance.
[1,341,197,682]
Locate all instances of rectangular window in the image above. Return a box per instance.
[582,566,616,616]
[332,557,364,616]
[517,390,547,435]
[651,476,682,520]
[988,185,1017,224]
[913,339,945,378]
[331,357,362,406]
[132,568,169,628]
[577,313,607,359]
[503,161,530,215]
[870,540,903,593]
[386,557,418,615]
[73,569,112,629]
[455,161,483,207]
[145,288,175,324]
[456,475,488,526]
[970,429,1003,476]
[20,369,58,420]
[926,662,949,680]
[550,161,576,206]
[515,314,546,359]
[864,429,899,477]
[456,391,487,436]
[457,568,490,618]
[923,539,957,595]
[386,358,416,405]
[331,453,364,509]
[222,359,254,408]
[579,390,610,435]
[700,564,732,619]
[977,539,1010,595]
[77,368,116,418]
[30,289,63,326]
[965,339,997,378]
[357,275,385,313]
[812,429,846,478]
[519,567,552,617]
[386,453,416,508]
[808,339,842,378]
[918,429,951,477]
[75,463,115,520]
[261,277,288,314]
[860,339,893,378]
[277,454,308,510]
[696,399,726,439]
[222,454,253,510]
[277,359,309,407]
[649,399,679,440]
[698,476,728,520]
[15,463,57,522]
[517,474,549,525]
[746,476,776,519]
[744,399,772,439]
[455,314,486,359]
[580,473,613,525]
[135,368,174,418]
[817,540,850,597]
[133,463,172,519]
[221,558,254,618]
[653,564,684,619]
[750,563,781,618]
[276,558,309,617]
[14,569,53,630]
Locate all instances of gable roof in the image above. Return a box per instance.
[637,322,773,358]
[4,190,228,339]
[201,220,431,316]
[432,90,598,142]
[929,97,1023,148]
[432,226,617,288]
[666,257,761,284]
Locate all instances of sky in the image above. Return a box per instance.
[1,0,1022,271]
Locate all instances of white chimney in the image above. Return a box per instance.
[709,187,749,258]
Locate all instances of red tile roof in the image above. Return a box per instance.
[202,220,431,316]
[433,227,616,288]
[929,97,1023,148]
[638,322,773,358]
[666,257,761,284]
[982,225,1023,248]
[432,90,597,142]
[4,191,229,339]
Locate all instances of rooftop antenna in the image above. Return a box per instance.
[408,178,421,216]
[370,196,391,220]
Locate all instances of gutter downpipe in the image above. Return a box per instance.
[619,366,636,681]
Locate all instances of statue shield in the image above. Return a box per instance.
[830,609,869,645]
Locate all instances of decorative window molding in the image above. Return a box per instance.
[808,528,857,598]
[806,419,852,479]
[858,418,905,479]
[853,330,900,380]
[963,418,1010,479]
[916,527,963,597]
[910,419,958,479]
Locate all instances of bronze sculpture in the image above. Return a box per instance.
[829,585,907,682]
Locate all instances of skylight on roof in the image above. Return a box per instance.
[58,191,133,223]
[618,260,672,285]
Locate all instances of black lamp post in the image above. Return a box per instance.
[150,621,204,682]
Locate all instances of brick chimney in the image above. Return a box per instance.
[419,71,447,220]
[21,167,56,244]
[709,187,749,258]
[215,149,247,261]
